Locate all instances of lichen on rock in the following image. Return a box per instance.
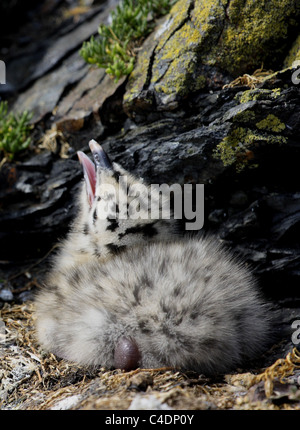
[213,106,287,172]
[256,114,286,133]
[213,126,287,172]
[207,0,300,76]
[124,0,227,113]
[123,0,300,115]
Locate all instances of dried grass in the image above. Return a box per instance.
[223,67,275,89]
[0,302,299,410]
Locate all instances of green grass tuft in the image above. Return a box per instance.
[0,101,33,161]
[80,0,177,81]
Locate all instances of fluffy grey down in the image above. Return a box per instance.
[35,140,274,375]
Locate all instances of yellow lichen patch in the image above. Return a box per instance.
[151,0,225,99]
[213,125,287,172]
[154,53,202,98]
[213,127,251,172]
[124,0,299,112]
[156,23,201,68]
[232,110,256,123]
[192,0,225,37]
[155,0,193,51]
[125,49,152,96]
[151,22,202,96]
[256,114,286,132]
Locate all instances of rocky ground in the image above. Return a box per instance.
[1,0,300,410]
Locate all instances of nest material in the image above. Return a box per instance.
[223,67,275,89]
[0,302,299,410]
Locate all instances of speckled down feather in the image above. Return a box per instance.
[35,140,274,375]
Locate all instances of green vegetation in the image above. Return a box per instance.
[79,0,177,81]
[0,101,33,161]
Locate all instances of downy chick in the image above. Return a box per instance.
[35,140,274,375]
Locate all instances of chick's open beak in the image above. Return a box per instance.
[89,139,112,170]
[77,140,113,207]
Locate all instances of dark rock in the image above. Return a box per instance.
[0,154,82,261]
[16,290,35,303]
[229,190,249,208]
[248,379,300,405]
[266,193,300,245]
[21,150,54,171]
[219,201,263,241]
[208,209,227,225]
[5,6,112,92]
[12,52,89,124]
[0,0,40,36]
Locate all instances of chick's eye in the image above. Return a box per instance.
[92,208,97,223]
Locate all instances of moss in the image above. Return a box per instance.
[256,114,286,132]
[194,74,206,90]
[232,110,256,123]
[206,0,300,76]
[284,33,300,67]
[213,124,287,172]
[237,88,281,104]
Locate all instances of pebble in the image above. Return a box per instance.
[0,287,14,302]
[0,318,6,336]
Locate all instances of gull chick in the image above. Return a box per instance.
[35,140,274,375]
